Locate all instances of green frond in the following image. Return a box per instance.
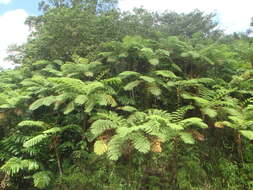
[124,80,142,91]
[49,77,86,94]
[42,127,62,135]
[140,76,156,83]
[97,94,117,107]
[154,70,178,78]
[33,171,51,189]
[63,101,75,114]
[170,105,195,122]
[22,160,40,171]
[74,95,88,105]
[131,133,150,153]
[141,47,154,58]
[29,96,57,111]
[181,93,210,106]
[179,118,208,129]
[107,136,125,161]
[84,100,96,113]
[23,134,49,148]
[91,120,118,138]
[149,58,159,66]
[41,67,63,77]
[102,77,122,86]
[179,132,195,144]
[84,82,104,94]
[94,111,127,126]
[1,158,40,176]
[147,84,162,96]
[119,71,141,79]
[240,130,253,140]
[18,120,49,129]
[201,107,217,118]
[156,49,171,57]
[196,78,215,84]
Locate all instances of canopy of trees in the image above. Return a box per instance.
[1,0,253,189]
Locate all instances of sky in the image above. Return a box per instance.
[0,0,253,68]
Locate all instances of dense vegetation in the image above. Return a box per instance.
[1,0,253,189]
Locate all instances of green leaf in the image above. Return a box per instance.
[18,120,48,129]
[179,132,195,144]
[131,134,150,153]
[42,127,62,134]
[64,101,75,114]
[149,58,159,66]
[107,136,124,161]
[91,120,118,138]
[1,158,40,176]
[33,171,51,189]
[148,85,162,96]
[240,130,253,140]
[140,76,156,83]
[124,80,142,91]
[119,71,140,79]
[29,96,56,111]
[154,70,178,78]
[180,118,208,129]
[23,134,48,148]
[201,108,217,118]
[141,48,154,58]
[74,95,88,105]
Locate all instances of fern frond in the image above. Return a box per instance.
[101,77,122,86]
[1,158,40,176]
[154,70,178,78]
[130,133,150,153]
[63,101,75,114]
[179,132,195,144]
[49,77,86,94]
[33,171,51,189]
[74,95,88,105]
[119,71,141,79]
[18,120,49,129]
[124,80,142,91]
[107,136,125,161]
[170,105,194,122]
[147,84,162,96]
[23,134,48,148]
[139,76,156,83]
[29,96,57,111]
[42,127,62,135]
[91,120,118,138]
[240,130,253,140]
[179,118,208,129]
[201,107,217,118]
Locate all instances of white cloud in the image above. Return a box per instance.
[0,0,11,4]
[119,0,253,33]
[0,9,29,68]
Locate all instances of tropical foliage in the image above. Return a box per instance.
[1,0,253,189]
